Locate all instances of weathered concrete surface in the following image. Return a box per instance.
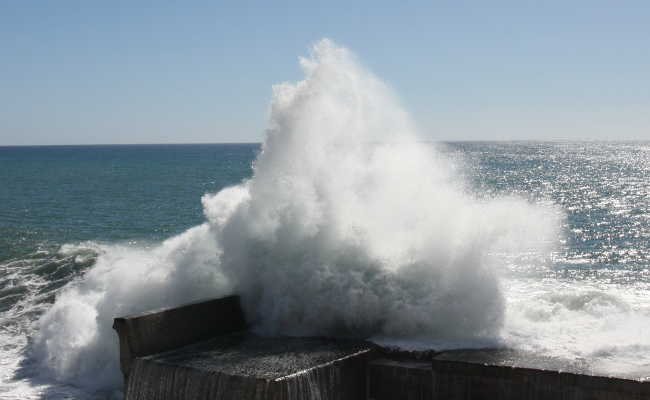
[113,295,246,380]
[367,348,650,400]
[113,297,650,400]
[432,349,650,400]
[125,332,373,400]
[368,358,432,400]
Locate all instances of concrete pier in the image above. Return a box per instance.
[113,296,650,400]
[368,358,432,400]
[431,349,650,400]
[125,333,372,400]
[113,295,246,380]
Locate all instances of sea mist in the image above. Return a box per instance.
[31,39,559,391]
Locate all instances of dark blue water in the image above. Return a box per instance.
[0,144,259,259]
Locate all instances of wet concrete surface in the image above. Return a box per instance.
[114,296,650,399]
[113,295,246,379]
[140,332,373,380]
[430,349,650,400]
[433,348,594,376]
[368,358,433,400]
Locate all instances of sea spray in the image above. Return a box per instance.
[31,227,231,390]
[31,39,559,391]
[502,278,650,377]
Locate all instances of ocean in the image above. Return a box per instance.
[0,144,258,398]
[2,38,650,400]
[1,141,649,398]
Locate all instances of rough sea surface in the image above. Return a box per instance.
[1,141,649,398]
[0,143,257,399]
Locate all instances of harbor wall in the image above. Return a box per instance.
[113,296,650,400]
[112,295,246,379]
[429,357,650,400]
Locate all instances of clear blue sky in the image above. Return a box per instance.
[1,1,648,145]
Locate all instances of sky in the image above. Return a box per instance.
[1,1,648,145]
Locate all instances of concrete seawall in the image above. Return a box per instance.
[114,296,650,399]
[126,334,372,400]
[112,295,246,380]
[430,349,650,400]
[368,350,650,400]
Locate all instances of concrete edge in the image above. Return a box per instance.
[113,295,247,383]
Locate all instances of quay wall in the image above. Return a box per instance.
[114,297,650,400]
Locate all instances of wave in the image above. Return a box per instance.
[503,278,650,378]
[29,39,559,392]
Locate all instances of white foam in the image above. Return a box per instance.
[30,39,559,392]
[503,277,650,378]
[31,226,231,390]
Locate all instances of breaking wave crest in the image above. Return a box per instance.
[31,39,559,391]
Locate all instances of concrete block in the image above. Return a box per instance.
[367,358,432,400]
[124,333,373,400]
[113,295,246,380]
[431,349,650,400]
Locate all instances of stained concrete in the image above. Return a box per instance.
[113,296,650,399]
[137,332,372,380]
[125,332,373,400]
[434,348,594,375]
[368,358,432,400]
[432,349,650,400]
[367,349,650,400]
[113,295,246,379]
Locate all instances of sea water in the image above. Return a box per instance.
[0,143,258,398]
[2,142,649,398]
[1,40,650,399]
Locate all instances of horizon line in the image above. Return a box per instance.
[1,139,650,148]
